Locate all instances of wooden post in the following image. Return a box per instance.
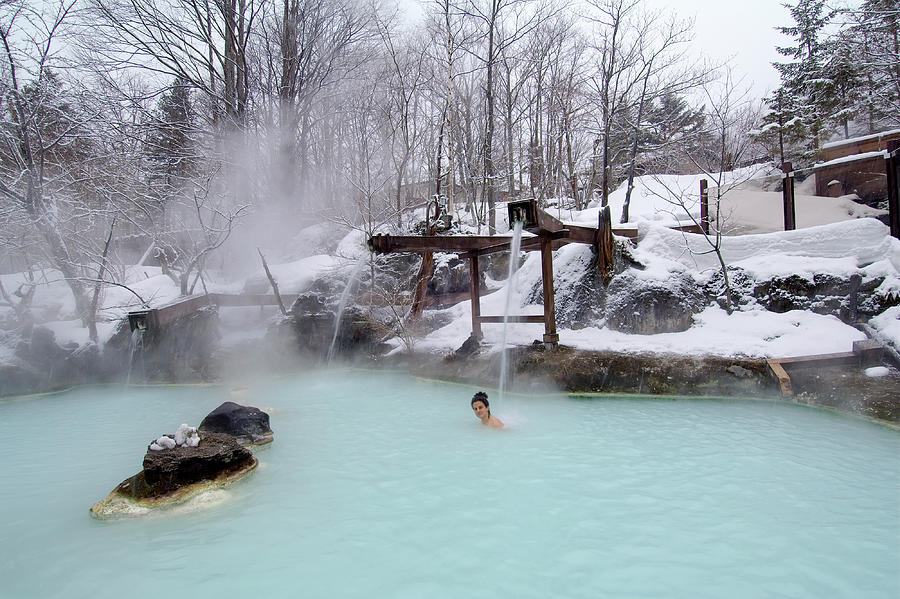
[886,140,900,239]
[540,234,559,346]
[699,179,709,234]
[597,205,614,284]
[469,254,482,339]
[409,252,434,318]
[781,161,796,231]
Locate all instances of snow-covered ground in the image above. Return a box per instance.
[405,171,899,359]
[411,218,897,359]
[2,167,899,362]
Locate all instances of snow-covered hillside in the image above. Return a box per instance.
[2,168,898,364]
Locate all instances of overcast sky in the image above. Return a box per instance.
[647,0,792,99]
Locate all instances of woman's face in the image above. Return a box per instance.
[472,400,489,420]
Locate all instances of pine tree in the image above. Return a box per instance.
[635,91,706,173]
[755,87,806,164]
[772,0,834,161]
[640,92,705,151]
[147,77,194,188]
[835,0,900,132]
[144,77,195,237]
[822,32,864,139]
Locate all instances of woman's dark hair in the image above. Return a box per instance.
[471,391,489,407]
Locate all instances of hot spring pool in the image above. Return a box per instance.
[1,371,897,598]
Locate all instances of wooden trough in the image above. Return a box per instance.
[767,339,884,396]
[127,293,298,332]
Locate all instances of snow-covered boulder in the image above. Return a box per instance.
[605,271,706,334]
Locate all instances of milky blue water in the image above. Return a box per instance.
[0,371,897,599]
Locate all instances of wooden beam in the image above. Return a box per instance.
[700,179,709,235]
[597,205,614,284]
[534,208,566,233]
[475,315,546,324]
[563,224,597,245]
[370,227,638,258]
[887,141,899,238]
[540,233,559,346]
[460,230,567,258]
[130,293,298,331]
[469,255,482,339]
[767,359,793,396]
[612,227,639,240]
[782,162,796,231]
[369,234,508,254]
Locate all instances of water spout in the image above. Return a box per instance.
[498,220,524,402]
[127,327,145,385]
[327,260,366,363]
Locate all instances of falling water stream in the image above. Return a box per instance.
[498,220,524,403]
[327,260,366,363]
[126,328,145,385]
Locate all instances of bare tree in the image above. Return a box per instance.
[88,0,264,129]
[268,0,376,208]
[376,17,431,227]
[0,1,94,326]
[583,0,644,207]
[458,0,543,233]
[650,69,761,313]
[619,9,710,223]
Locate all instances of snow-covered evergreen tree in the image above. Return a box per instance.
[772,0,834,162]
[754,87,806,165]
[834,0,900,132]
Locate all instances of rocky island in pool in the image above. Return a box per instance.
[91,402,273,519]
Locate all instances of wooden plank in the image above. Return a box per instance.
[852,339,884,366]
[475,315,546,324]
[424,287,499,308]
[535,209,566,233]
[670,224,705,235]
[155,295,212,326]
[150,293,298,328]
[612,227,639,240]
[372,227,638,258]
[777,352,858,368]
[767,359,793,396]
[564,224,597,245]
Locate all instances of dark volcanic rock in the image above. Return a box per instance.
[0,327,103,396]
[285,294,384,359]
[132,432,254,498]
[104,305,220,383]
[91,433,257,519]
[199,401,273,445]
[428,254,475,295]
